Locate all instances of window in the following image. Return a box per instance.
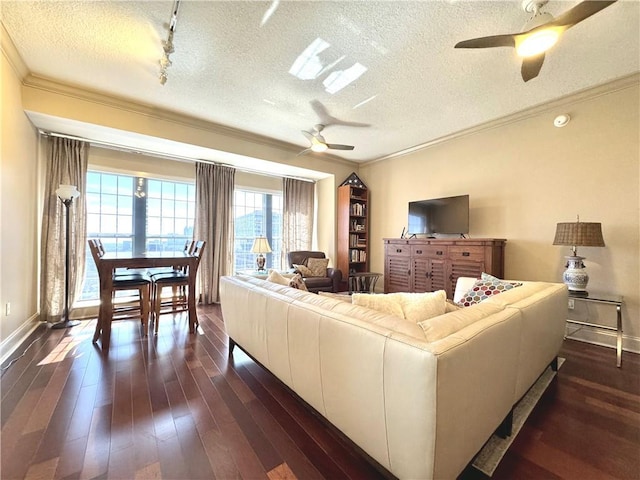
[81,171,195,301]
[234,189,282,272]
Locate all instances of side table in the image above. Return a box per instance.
[566,292,624,367]
[349,272,382,293]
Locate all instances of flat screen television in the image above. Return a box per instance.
[408,194,469,236]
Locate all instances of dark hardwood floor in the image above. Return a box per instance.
[2,304,638,480]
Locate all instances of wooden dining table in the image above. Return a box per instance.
[93,251,200,352]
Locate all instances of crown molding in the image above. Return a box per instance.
[1,22,29,80]
[364,72,640,167]
[21,73,358,169]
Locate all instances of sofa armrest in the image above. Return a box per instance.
[327,267,343,292]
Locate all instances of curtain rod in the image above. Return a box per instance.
[39,130,316,183]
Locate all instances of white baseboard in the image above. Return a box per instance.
[565,324,640,355]
[1,314,43,364]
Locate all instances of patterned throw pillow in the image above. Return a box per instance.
[293,263,314,277]
[457,275,523,307]
[307,257,329,277]
[288,273,308,291]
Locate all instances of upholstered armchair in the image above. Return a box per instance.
[287,251,342,293]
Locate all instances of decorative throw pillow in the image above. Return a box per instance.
[288,273,308,291]
[293,263,314,277]
[457,276,523,307]
[352,293,405,318]
[307,257,329,277]
[397,291,447,323]
[266,269,291,286]
[481,272,502,282]
[352,291,447,323]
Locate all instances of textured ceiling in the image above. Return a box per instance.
[2,0,639,166]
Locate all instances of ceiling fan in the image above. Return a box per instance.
[454,0,617,82]
[298,124,355,156]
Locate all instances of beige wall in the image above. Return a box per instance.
[1,44,40,350]
[359,82,640,345]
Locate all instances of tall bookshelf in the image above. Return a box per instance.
[337,174,369,288]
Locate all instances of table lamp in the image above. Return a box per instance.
[251,236,272,271]
[553,216,605,295]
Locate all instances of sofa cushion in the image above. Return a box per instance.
[319,291,352,303]
[307,257,329,277]
[293,263,314,277]
[457,276,523,307]
[418,302,504,342]
[446,299,463,313]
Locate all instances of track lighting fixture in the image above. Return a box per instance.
[159,0,181,85]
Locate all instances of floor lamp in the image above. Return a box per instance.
[51,185,81,329]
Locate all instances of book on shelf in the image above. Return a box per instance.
[350,203,366,216]
[349,249,367,262]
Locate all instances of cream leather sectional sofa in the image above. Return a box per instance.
[220,275,567,480]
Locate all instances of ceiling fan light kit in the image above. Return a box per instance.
[311,142,328,153]
[515,27,562,57]
[298,123,356,156]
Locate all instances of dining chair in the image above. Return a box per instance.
[88,239,152,336]
[150,240,206,334]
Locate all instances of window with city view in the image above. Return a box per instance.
[234,189,282,273]
[81,171,195,301]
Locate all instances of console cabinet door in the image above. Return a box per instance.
[429,259,448,294]
[385,255,411,292]
[412,258,430,292]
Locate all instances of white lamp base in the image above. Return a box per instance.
[563,255,589,293]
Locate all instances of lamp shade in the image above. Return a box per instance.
[553,222,605,247]
[56,184,80,201]
[250,236,272,254]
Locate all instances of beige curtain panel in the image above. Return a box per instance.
[194,162,235,304]
[40,137,88,322]
[282,177,315,264]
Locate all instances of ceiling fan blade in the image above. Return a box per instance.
[521,53,545,82]
[331,119,371,128]
[455,34,516,49]
[551,0,617,28]
[310,100,331,122]
[301,130,314,141]
[310,100,371,128]
[297,148,312,157]
[326,144,355,151]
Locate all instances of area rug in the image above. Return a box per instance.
[471,358,565,476]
